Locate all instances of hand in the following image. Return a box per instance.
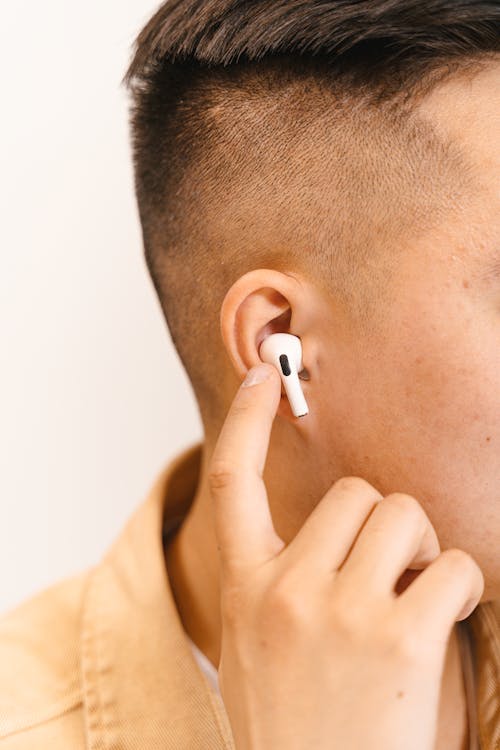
[208,363,484,750]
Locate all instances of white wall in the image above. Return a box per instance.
[0,1,203,614]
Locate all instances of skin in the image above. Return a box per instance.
[165,60,499,750]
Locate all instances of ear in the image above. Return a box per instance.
[219,268,316,416]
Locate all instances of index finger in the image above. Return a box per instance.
[208,363,285,575]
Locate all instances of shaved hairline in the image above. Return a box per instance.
[145,62,483,425]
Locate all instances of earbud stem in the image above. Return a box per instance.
[283,375,309,417]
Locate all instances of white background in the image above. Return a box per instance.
[0,1,203,614]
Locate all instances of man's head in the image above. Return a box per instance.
[124,2,500,599]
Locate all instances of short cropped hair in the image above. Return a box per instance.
[122,1,499,427]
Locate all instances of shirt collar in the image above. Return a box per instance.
[80,440,234,750]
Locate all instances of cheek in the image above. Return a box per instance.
[347,296,498,534]
[396,348,492,457]
[403,296,497,439]
[326,278,500,595]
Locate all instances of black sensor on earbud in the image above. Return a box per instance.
[279,354,291,376]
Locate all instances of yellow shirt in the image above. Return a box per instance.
[0,441,498,748]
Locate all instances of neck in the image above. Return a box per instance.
[164,440,223,666]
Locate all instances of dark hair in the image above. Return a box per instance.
[124,1,499,79]
[122,1,499,426]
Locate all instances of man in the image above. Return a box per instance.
[0,1,498,748]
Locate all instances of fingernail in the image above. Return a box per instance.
[241,364,273,388]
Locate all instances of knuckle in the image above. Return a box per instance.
[369,613,423,664]
[333,475,377,495]
[329,584,370,637]
[221,584,247,628]
[208,460,237,492]
[438,547,478,574]
[383,492,423,521]
[330,602,365,639]
[265,571,310,626]
[389,626,422,663]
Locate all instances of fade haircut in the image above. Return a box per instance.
[122,1,500,428]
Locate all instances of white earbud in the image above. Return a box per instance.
[258,333,309,418]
